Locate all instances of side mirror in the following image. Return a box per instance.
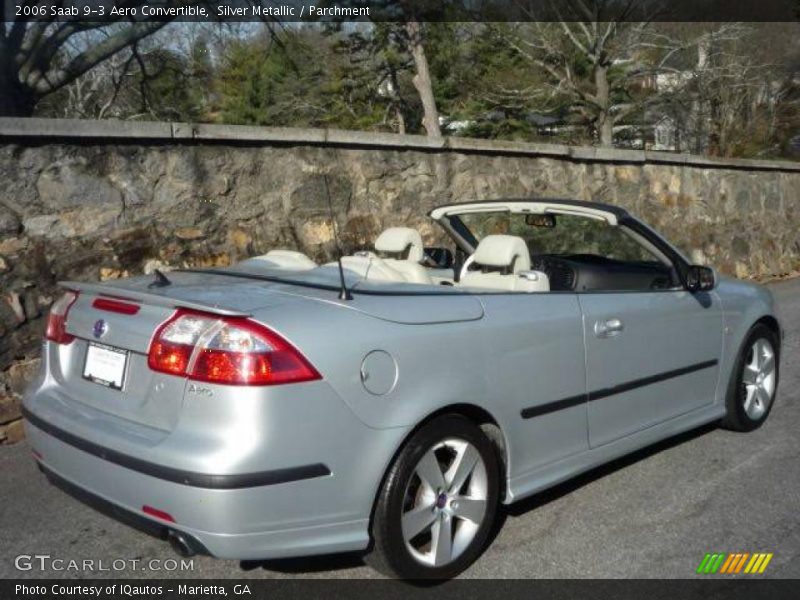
[685,265,716,292]
[424,247,454,269]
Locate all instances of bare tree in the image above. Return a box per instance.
[651,24,784,156]
[59,50,137,119]
[405,20,441,138]
[0,2,187,116]
[499,1,672,147]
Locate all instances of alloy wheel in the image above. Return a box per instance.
[741,337,777,420]
[401,438,489,568]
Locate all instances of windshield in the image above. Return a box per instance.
[456,211,660,263]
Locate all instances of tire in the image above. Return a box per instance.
[721,323,780,432]
[366,415,501,579]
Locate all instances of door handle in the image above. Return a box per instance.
[594,318,624,338]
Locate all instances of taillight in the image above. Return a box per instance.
[45,290,79,344]
[147,310,321,386]
[92,296,140,315]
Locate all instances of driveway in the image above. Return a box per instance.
[2,278,799,579]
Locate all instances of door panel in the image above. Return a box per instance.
[579,290,723,447]
[478,294,588,478]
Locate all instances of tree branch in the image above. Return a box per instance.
[31,21,167,94]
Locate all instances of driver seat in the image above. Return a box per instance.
[374,227,433,285]
[460,235,549,292]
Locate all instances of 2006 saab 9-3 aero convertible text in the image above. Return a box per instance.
[23,199,782,578]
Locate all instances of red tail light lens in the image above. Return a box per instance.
[92,296,141,315]
[148,310,321,386]
[149,340,193,376]
[45,290,79,344]
[148,312,209,376]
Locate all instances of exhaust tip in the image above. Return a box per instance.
[167,530,196,558]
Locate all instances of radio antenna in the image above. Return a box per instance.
[323,174,353,301]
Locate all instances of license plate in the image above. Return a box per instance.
[83,343,128,390]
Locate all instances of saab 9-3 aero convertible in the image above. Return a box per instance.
[24,199,781,578]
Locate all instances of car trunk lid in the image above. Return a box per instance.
[51,269,482,431]
[53,272,293,431]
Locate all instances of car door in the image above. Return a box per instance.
[580,289,723,447]
[478,293,589,476]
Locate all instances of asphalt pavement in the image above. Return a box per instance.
[1,278,798,579]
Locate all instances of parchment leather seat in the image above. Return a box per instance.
[459,235,549,292]
[373,227,433,285]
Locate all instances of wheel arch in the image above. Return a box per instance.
[754,315,781,345]
[367,403,511,536]
[720,315,781,431]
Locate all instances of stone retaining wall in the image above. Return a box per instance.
[1,118,799,442]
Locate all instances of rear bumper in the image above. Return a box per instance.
[22,345,411,560]
[25,414,372,559]
[38,462,211,556]
[23,406,331,489]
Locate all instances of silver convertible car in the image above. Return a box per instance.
[23,199,781,579]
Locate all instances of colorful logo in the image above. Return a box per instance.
[696,552,773,575]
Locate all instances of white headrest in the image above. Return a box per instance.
[472,235,531,274]
[375,227,424,263]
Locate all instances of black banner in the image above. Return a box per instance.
[5,579,800,600]
[3,0,800,23]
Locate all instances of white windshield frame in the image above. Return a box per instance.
[429,201,619,226]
